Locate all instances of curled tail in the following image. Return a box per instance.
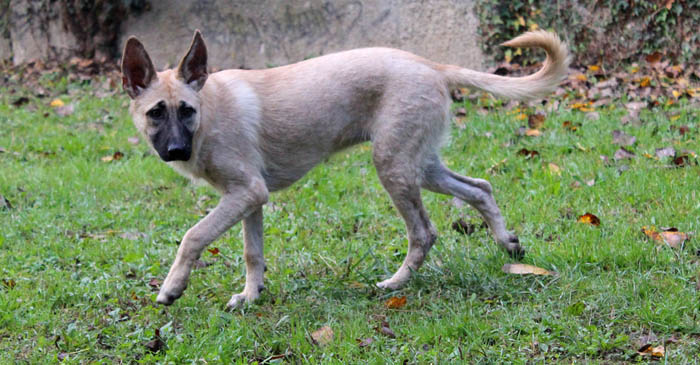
[440,31,570,100]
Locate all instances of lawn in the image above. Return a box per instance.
[0,72,699,363]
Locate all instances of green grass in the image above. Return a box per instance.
[1,77,699,363]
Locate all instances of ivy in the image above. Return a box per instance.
[476,0,700,69]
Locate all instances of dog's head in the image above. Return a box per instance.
[121,30,208,162]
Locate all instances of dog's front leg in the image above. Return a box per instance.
[227,206,264,308]
[157,181,268,305]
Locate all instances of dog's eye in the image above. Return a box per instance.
[147,107,165,120]
[179,105,196,119]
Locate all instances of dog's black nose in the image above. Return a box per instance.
[166,143,191,161]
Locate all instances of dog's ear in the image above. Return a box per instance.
[177,30,208,91]
[121,37,156,99]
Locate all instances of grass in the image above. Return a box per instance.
[1,74,699,363]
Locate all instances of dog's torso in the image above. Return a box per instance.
[181,47,449,192]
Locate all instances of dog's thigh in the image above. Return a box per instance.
[371,116,440,289]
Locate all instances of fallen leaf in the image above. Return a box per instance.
[501,263,554,276]
[11,96,29,107]
[525,129,542,137]
[311,326,334,346]
[637,344,664,358]
[562,121,579,132]
[528,112,546,129]
[55,104,74,117]
[377,320,397,338]
[2,279,16,289]
[50,98,65,107]
[101,151,123,163]
[145,328,165,354]
[547,163,562,175]
[148,278,162,290]
[207,247,220,256]
[517,148,540,159]
[612,130,636,146]
[385,296,407,309]
[673,155,693,167]
[645,52,663,65]
[655,147,676,159]
[639,76,651,88]
[587,65,600,72]
[613,148,635,161]
[452,219,476,235]
[357,337,374,348]
[578,213,601,226]
[642,226,688,248]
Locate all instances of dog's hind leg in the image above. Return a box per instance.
[371,126,440,289]
[422,159,523,257]
[227,207,265,308]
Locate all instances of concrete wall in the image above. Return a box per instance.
[1,0,485,70]
[120,0,485,70]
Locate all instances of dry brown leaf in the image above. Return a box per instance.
[612,130,636,146]
[645,52,663,64]
[311,326,334,346]
[642,226,689,248]
[357,337,374,348]
[547,163,561,175]
[562,120,579,132]
[517,148,540,159]
[145,328,165,354]
[385,296,407,309]
[528,112,546,129]
[148,278,162,290]
[452,219,477,236]
[578,213,601,226]
[637,344,664,358]
[655,147,676,159]
[49,98,65,107]
[614,148,636,161]
[525,129,542,137]
[501,263,554,276]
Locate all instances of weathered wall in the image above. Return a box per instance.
[0,1,485,69]
[120,0,484,70]
[7,0,80,65]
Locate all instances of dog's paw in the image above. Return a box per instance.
[156,288,183,306]
[226,285,264,309]
[376,278,404,290]
[503,234,525,260]
[156,276,188,306]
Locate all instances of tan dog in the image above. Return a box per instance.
[121,30,569,307]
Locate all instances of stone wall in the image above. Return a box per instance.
[1,0,485,70]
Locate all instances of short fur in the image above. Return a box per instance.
[121,30,570,307]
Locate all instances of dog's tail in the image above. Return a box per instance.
[439,31,570,101]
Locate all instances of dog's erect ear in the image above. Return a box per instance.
[177,30,208,91]
[121,37,157,99]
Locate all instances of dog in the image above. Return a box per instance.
[121,29,569,307]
